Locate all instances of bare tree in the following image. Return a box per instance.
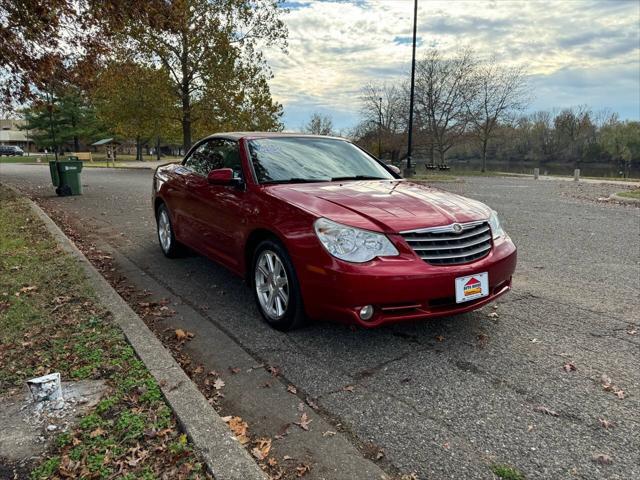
[466,59,529,172]
[413,48,477,165]
[360,82,406,158]
[304,113,334,135]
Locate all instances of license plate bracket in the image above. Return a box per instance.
[455,272,489,303]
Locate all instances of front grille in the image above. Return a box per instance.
[401,221,492,265]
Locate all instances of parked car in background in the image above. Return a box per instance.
[0,145,24,156]
[152,133,517,330]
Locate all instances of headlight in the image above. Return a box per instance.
[488,211,505,239]
[314,218,399,263]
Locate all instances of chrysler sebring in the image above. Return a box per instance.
[153,133,516,330]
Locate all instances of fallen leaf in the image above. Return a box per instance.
[296,463,311,477]
[90,427,106,438]
[222,416,250,444]
[175,329,194,341]
[598,418,614,429]
[251,438,272,460]
[614,389,625,399]
[306,397,319,410]
[274,423,291,439]
[294,412,312,431]
[322,430,337,437]
[287,385,297,395]
[534,405,559,417]
[283,455,294,461]
[229,367,241,374]
[267,457,278,467]
[376,450,385,460]
[563,362,577,372]
[266,365,280,377]
[527,425,534,432]
[213,378,225,390]
[342,385,355,392]
[487,312,499,319]
[193,365,204,375]
[592,453,613,465]
[435,335,445,342]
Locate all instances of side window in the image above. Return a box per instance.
[183,140,242,178]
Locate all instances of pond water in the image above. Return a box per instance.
[414,158,639,179]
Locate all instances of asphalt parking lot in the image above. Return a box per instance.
[2,164,638,479]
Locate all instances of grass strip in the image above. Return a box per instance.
[0,185,210,480]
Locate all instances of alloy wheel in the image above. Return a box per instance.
[255,250,289,320]
[158,209,172,253]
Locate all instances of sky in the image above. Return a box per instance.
[264,0,640,131]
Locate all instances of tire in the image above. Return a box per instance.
[156,203,182,258]
[252,239,306,331]
[57,185,72,197]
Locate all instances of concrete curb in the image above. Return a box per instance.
[609,193,640,204]
[21,193,267,480]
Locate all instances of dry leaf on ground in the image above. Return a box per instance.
[251,438,272,460]
[294,412,312,431]
[534,405,559,417]
[222,416,250,444]
[213,378,225,390]
[175,328,194,341]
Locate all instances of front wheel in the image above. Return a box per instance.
[252,240,306,331]
[156,203,182,258]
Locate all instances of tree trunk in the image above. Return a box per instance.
[182,92,191,152]
[74,136,79,152]
[136,135,143,161]
[156,136,161,161]
[481,137,488,173]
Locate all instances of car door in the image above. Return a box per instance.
[170,142,212,247]
[183,139,247,270]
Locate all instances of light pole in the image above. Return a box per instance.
[405,0,418,177]
[378,96,383,158]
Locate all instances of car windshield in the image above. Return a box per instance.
[247,137,394,184]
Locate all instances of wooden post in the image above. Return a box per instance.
[574,169,580,182]
[533,168,539,180]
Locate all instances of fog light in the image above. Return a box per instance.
[359,305,374,321]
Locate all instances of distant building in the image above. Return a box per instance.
[0,119,32,152]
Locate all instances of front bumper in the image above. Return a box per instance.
[296,235,517,327]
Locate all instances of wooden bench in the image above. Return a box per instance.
[71,152,93,162]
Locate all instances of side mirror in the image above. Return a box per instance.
[207,168,235,185]
[388,165,402,176]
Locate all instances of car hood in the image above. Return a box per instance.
[265,180,492,233]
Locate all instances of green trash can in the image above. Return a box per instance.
[48,161,60,187]
[49,159,83,196]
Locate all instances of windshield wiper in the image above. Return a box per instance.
[261,177,330,185]
[330,175,387,181]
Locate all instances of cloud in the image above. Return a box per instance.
[264,0,640,129]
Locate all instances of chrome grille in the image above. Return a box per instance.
[401,221,492,265]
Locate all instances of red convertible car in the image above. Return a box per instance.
[153,133,516,330]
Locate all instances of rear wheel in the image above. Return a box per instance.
[156,203,182,258]
[252,239,306,331]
